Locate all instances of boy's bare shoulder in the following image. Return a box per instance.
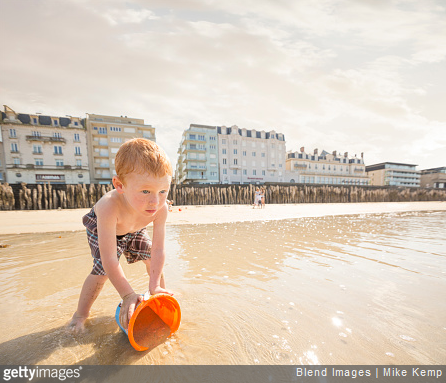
[95,190,121,218]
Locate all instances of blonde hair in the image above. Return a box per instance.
[115,138,172,183]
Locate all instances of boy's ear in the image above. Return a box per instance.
[112,176,125,194]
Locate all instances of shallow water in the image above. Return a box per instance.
[0,210,445,365]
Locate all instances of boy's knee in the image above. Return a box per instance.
[90,274,108,285]
[142,258,151,267]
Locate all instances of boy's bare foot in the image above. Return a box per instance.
[67,312,88,334]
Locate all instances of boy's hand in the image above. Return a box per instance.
[149,286,174,296]
[120,292,143,330]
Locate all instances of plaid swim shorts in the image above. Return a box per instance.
[82,207,152,276]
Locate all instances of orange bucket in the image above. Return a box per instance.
[115,293,181,351]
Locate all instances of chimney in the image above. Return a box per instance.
[332,150,337,156]
[344,152,348,157]
[314,148,318,155]
[300,146,305,153]
[361,152,364,158]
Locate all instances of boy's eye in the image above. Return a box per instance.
[142,190,150,194]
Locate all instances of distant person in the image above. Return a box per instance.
[260,188,266,208]
[253,187,261,208]
[167,199,173,212]
[69,138,173,333]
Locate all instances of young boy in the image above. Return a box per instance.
[69,138,173,333]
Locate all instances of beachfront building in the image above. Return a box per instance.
[85,113,155,184]
[285,147,369,185]
[366,162,420,187]
[175,124,219,184]
[0,105,90,184]
[420,167,446,188]
[217,126,286,184]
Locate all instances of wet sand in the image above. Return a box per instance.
[0,203,445,365]
[0,201,445,234]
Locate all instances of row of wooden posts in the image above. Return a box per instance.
[0,182,445,211]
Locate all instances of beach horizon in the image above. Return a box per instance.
[0,201,445,235]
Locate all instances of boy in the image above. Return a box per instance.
[69,138,173,333]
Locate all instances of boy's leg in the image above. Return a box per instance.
[69,273,108,332]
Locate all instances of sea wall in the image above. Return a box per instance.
[1,182,445,210]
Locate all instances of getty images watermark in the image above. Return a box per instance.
[3,366,82,381]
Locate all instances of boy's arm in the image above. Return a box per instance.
[96,203,141,329]
[149,203,172,295]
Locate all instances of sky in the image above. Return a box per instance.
[1,0,445,170]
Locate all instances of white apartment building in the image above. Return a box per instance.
[0,105,90,184]
[285,147,369,185]
[175,124,219,184]
[218,126,286,184]
[86,113,156,184]
[366,162,420,187]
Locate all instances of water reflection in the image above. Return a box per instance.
[0,211,445,365]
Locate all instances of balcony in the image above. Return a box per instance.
[26,135,66,144]
[6,164,90,171]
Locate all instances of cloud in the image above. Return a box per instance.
[1,0,445,169]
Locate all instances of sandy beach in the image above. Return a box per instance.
[0,202,445,365]
[0,201,445,235]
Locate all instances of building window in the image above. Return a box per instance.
[56,160,64,167]
[110,137,122,143]
[35,159,44,166]
[13,158,20,165]
[54,146,63,154]
[243,169,247,175]
[76,159,82,167]
[223,169,227,175]
[234,159,238,165]
[233,140,237,145]
[53,119,58,126]
[74,133,80,142]
[11,143,18,152]
[9,129,17,138]
[74,121,79,126]
[33,145,42,154]
[75,147,81,155]
[262,170,265,176]
[99,127,107,134]
[222,139,227,145]
[243,151,247,156]
[110,126,121,132]
[222,149,226,154]
[261,152,266,157]
[210,136,216,141]
[233,169,237,175]
[253,170,257,175]
[198,135,205,141]
[33,118,38,124]
[234,149,237,155]
[252,152,256,157]
[32,131,41,137]
[210,145,216,149]
[53,132,62,138]
[223,158,227,165]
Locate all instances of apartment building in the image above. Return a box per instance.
[0,105,90,184]
[86,113,155,184]
[366,162,420,187]
[175,124,219,184]
[420,167,446,188]
[218,126,286,184]
[285,147,368,185]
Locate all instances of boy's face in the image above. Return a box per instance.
[116,171,171,216]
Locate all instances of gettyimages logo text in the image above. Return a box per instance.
[3,366,82,381]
